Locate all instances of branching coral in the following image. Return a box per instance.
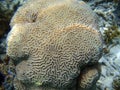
[6,0,103,90]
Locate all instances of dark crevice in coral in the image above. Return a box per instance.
[0,1,22,38]
[0,72,5,86]
[114,1,120,26]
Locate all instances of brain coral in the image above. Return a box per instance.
[6,0,103,90]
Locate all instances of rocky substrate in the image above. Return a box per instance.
[84,0,120,90]
[0,0,25,89]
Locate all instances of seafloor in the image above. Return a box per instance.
[0,0,120,90]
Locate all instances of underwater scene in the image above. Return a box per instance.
[0,0,120,90]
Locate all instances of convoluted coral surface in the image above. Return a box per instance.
[6,0,103,90]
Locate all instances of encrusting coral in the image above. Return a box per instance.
[6,0,103,90]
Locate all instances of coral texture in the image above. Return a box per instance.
[78,64,101,90]
[6,0,103,90]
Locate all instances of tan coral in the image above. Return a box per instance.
[6,0,103,90]
[78,64,101,90]
[10,0,99,30]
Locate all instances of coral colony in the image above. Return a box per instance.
[6,0,103,90]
